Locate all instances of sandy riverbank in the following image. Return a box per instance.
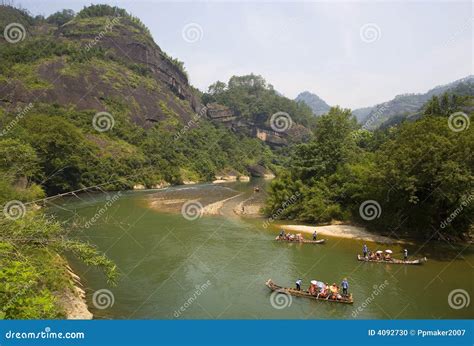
[202,193,243,215]
[280,224,403,244]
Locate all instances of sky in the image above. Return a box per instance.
[15,0,473,109]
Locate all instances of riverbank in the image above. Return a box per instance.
[55,263,92,319]
[280,224,403,244]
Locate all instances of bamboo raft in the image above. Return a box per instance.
[357,254,427,265]
[275,236,326,244]
[265,279,353,304]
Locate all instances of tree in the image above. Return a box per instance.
[46,9,75,26]
[208,81,226,95]
[358,116,473,237]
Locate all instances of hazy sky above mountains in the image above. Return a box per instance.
[19,0,473,109]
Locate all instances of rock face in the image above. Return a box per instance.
[0,11,200,127]
[205,103,289,146]
[206,103,236,124]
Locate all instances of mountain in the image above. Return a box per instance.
[0,5,200,128]
[354,75,474,129]
[295,91,331,116]
[0,4,285,193]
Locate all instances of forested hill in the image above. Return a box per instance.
[265,96,474,240]
[295,91,331,116]
[0,4,315,196]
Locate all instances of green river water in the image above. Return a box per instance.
[54,180,473,319]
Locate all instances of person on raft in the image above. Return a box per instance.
[341,278,349,296]
[403,248,408,260]
[312,230,317,240]
[363,244,368,258]
[295,279,302,291]
[279,230,285,239]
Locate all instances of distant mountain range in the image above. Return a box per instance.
[295,91,331,116]
[295,75,474,129]
[353,75,474,129]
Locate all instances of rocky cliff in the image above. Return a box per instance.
[0,6,200,127]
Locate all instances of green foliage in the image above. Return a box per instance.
[76,4,152,38]
[0,138,39,178]
[77,4,127,18]
[202,74,316,129]
[46,9,75,26]
[266,104,473,239]
[424,91,472,117]
[0,211,118,319]
[356,116,473,236]
[142,121,274,184]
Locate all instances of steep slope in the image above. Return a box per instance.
[354,75,474,129]
[0,5,200,127]
[295,91,331,116]
[0,5,275,193]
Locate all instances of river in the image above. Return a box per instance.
[53,179,473,319]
